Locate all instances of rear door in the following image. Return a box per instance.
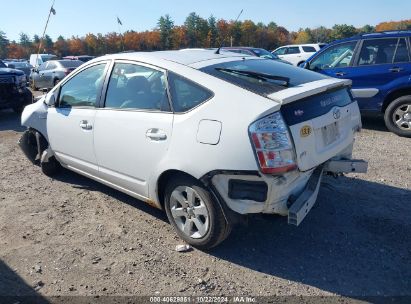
[93,61,173,198]
[347,37,411,111]
[47,62,109,176]
[42,61,56,88]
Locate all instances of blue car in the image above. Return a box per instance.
[302,31,411,137]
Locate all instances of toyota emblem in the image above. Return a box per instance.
[333,108,341,120]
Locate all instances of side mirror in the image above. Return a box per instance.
[301,61,310,69]
[44,94,56,106]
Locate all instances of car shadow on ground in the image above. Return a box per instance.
[53,168,168,223]
[0,110,25,132]
[0,259,49,303]
[210,176,411,298]
[361,116,388,132]
[53,167,411,298]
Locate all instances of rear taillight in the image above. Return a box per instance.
[249,112,297,175]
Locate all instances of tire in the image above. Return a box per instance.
[30,79,38,91]
[164,176,231,250]
[12,105,24,113]
[384,95,411,138]
[41,156,61,177]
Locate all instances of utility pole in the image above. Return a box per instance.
[230,9,243,47]
[36,0,56,67]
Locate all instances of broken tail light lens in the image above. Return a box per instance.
[249,112,297,174]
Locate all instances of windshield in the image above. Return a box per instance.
[0,60,6,68]
[59,60,83,68]
[41,55,57,63]
[201,58,328,96]
[252,48,277,59]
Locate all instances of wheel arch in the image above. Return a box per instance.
[156,169,200,209]
[382,87,411,113]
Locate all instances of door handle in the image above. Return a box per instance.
[335,72,347,77]
[79,120,92,130]
[389,67,404,73]
[146,128,167,141]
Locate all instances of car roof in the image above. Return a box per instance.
[330,30,411,45]
[96,49,249,67]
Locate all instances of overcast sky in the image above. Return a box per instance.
[2,0,410,41]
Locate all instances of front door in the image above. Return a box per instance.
[47,62,108,176]
[93,61,173,198]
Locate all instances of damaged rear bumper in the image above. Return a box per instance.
[208,158,367,226]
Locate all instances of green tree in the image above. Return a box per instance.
[207,15,218,47]
[54,35,69,57]
[158,14,174,50]
[0,30,9,58]
[311,26,331,42]
[329,24,358,41]
[184,12,209,47]
[359,24,375,34]
[19,33,32,57]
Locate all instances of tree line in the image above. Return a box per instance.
[1,13,410,59]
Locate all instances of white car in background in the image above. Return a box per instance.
[272,43,326,66]
[20,50,366,249]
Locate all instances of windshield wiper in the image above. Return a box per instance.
[215,68,290,87]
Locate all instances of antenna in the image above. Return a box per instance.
[215,8,243,54]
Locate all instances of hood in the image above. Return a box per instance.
[0,68,25,76]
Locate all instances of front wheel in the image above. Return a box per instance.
[164,176,231,250]
[384,95,411,138]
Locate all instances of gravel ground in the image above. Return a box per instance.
[0,102,410,302]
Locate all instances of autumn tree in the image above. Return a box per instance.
[54,36,69,57]
[294,28,313,44]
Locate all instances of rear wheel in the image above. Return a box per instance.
[164,176,231,249]
[384,95,411,138]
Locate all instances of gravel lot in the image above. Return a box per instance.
[0,97,410,301]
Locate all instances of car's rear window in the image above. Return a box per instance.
[60,60,83,68]
[200,59,328,96]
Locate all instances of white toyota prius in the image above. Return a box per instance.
[20,49,367,249]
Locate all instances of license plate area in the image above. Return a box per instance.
[321,122,339,146]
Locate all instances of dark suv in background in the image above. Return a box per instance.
[302,31,411,137]
[0,59,32,113]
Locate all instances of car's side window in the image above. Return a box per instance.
[58,63,107,108]
[309,41,357,71]
[168,72,213,113]
[286,47,300,54]
[47,62,56,70]
[104,63,170,111]
[393,38,410,63]
[274,48,286,55]
[358,38,398,66]
[302,46,316,53]
[38,62,48,71]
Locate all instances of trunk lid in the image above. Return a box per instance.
[267,79,361,172]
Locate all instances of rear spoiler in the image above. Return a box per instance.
[267,79,352,105]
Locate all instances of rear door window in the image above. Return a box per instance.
[274,47,287,55]
[393,38,410,63]
[168,72,213,112]
[302,46,316,53]
[104,62,170,111]
[286,47,301,54]
[358,38,398,65]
